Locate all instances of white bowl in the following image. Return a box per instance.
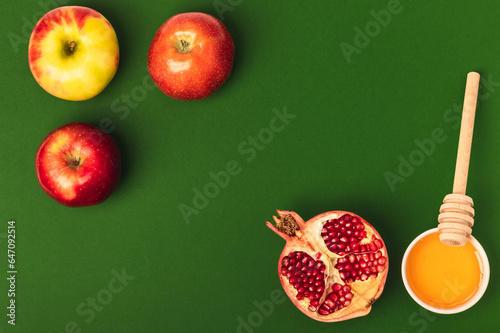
[401,228,490,314]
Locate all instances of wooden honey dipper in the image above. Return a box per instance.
[438,72,480,246]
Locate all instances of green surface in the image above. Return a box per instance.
[1,0,499,332]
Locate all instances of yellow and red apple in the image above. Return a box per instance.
[35,123,121,207]
[148,12,234,100]
[28,6,119,101]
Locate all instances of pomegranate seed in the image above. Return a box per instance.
[317,282,355,316]
[281,251,326,312]
[318,309,329,315]
[334,248,386,283]
[324,299,334,308]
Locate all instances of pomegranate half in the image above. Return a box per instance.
[266,210,389,322]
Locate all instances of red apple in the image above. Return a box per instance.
[35,123,121,207]
[147,12,234,100]
[28,6,120,101]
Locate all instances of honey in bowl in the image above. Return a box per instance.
[402,228,489,313]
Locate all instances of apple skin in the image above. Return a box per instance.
[35,123,121,207]
[28,6,119,101]
[147,12,234,100]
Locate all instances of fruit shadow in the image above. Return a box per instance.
[110,129,132,191]
[290,196,404,293]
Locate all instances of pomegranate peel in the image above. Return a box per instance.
[266,210,388,322]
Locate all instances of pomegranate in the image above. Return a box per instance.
[266,210,388,322]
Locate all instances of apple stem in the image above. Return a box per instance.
[179,40,190,53]
[65,41,77,56]
[73,157,81,167]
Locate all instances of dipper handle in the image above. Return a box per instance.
[452,72,480,195]
[438,72,480,247]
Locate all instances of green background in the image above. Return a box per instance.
[1,0,499,332]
